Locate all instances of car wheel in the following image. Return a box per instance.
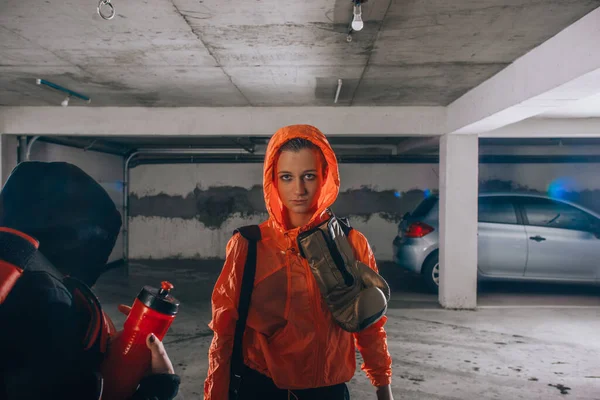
[422,253,439,293]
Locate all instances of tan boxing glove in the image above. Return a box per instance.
[298,216,390,333]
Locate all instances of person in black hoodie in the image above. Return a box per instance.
[0,161,180,400]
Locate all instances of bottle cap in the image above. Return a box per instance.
[137,281,180,316]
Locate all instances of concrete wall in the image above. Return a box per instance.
[129,163,438,261]
[27,142,125,263]
[128,161,600,262]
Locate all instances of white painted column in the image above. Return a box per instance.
[438,134,479,309]
[1,135,18,186]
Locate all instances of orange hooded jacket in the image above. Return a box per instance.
[204,125,392,399]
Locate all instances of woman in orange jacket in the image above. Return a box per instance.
[204,125,393,400]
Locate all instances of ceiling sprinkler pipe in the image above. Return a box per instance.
[334,79,343,104]
[36,79,91,103]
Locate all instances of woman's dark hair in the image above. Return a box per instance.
[278,138,328,178]
[279,138,319,153]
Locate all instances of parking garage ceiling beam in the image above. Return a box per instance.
[481,118,600,138]
[0,106,446,137]
[447,7,600,135]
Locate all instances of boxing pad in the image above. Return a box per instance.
[297,217,390,333]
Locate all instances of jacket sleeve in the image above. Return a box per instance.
[0,273,92,400]
[131,374,181,400]
[204,233,249,400]
[348,230,393,387]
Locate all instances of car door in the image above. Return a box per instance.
[520,197,600,281]
[477,196,528,277]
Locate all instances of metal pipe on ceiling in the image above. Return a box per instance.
[252,143,401,155]
[334,79,343,104]
[15,134,41,164]
[332,144,399,155]
[395,137,439,154]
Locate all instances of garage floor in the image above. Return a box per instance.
[95,261,600,400]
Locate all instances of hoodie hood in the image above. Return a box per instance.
[0,161,122,287]
[263,124,340,232]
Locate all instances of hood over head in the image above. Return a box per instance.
[0,161,122,286]
[263,124,340,231]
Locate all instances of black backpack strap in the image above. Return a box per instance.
[0,229,38,270]
[235,225,262,243]
[229,225,261,398]
[0,230,65,305]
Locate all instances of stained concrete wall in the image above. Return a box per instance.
[28,142,125,263]
[129,163,439,261]
[128,161,600,262]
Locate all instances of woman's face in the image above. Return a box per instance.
[275,148,325,218]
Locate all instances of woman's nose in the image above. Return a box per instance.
[294,180,306,195]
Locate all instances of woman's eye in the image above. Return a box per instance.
[280,175,292,181]
[304,174,316,181]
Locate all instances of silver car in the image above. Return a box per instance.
[392,192,600,292]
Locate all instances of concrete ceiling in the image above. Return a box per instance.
[1,0,599,107]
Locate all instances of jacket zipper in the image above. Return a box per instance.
[289,229,324,387]
[305,258,323,387]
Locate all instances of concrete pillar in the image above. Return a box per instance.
[17,136,27,164]
[1,136,18,186]
[0,134,3,188]
[438,134,479,309]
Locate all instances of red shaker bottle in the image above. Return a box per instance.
[100,281,180,400]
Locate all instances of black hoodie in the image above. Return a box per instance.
[0,161,179,400]
[0,161,122,287]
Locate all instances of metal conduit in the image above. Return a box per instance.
[26,136,41,161]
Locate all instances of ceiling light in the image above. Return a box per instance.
[351,2,364,31]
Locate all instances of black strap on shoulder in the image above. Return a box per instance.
[0,230,37,270]
[0,230,67,306]
[229,225,261,398]
[235,225,262,242]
